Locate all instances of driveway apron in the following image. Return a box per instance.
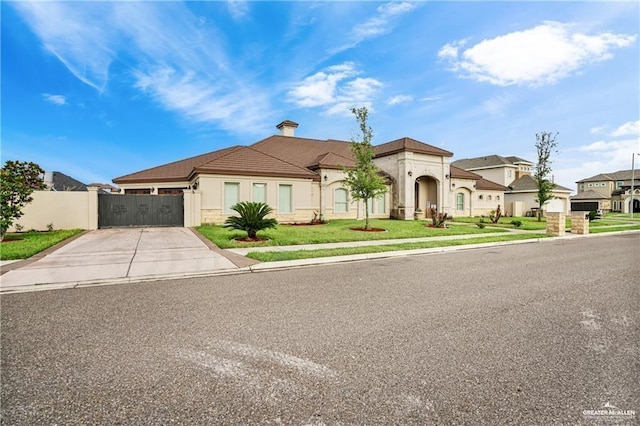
[0,228,237,289]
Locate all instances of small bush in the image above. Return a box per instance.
[46,223,54,232]
[477,222,486,229]
[511,220,522,228]
[14,223,24,232]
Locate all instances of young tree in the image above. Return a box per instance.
[1,161,46,240]
[342,107,388,230]
[533,132,559,222]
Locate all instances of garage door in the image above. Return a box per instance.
[98,194,184,228]
[571,201,599,212]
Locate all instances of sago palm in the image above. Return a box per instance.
[224,202,277,239]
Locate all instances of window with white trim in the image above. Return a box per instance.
[617,181,624,188]
[456,193,464,211]
[278,184,292,213]
[376,193,385,214]
[334,188,348,213]
[252,183,267,203]
[224,182,239,214]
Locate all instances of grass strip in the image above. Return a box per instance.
[589,225,640,234]
[247,233,548,262]
[1,229,83,260]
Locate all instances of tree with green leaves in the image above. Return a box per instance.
[533,132,559,222]
[1,161,46,240]
[224,201,277,240]
[342,107,388,230]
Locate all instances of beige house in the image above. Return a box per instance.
[452,155,572,216]
[574,170,639,213]
[112,121,507,225]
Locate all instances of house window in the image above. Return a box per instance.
[617,181,624,188]
[478,194,484,200]
[496,195,500,200]
[487,195,492,201]
[376,193,385,214]
[334,188,348,213]
[224,182,239,213]
[252,183,267,203]
[588,183,593,187]
[278,184,292,213]
[367,198,373,214]
[508,170,512,178]
[456,193,464,211]
[580,184,584,190]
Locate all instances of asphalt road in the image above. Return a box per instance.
[2,234,638,425]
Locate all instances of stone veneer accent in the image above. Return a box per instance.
[570,211,590,235]
[546,212,566,236]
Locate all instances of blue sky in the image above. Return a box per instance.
[2,1,639,191]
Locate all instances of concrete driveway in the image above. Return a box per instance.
[0,228,240,291]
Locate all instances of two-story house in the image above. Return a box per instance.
[574,170,639,213]
[451,155,572,216]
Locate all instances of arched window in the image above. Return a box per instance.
[335,188,349,213]
[456,193,464,211]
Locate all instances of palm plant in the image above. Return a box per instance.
[224,201,277,239]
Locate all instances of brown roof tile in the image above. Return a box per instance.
[307,152,356,170]
[251,135,354,169]
[374,137,453,158]
[476,178,507,191]
[450,165,482,180]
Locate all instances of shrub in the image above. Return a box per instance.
[477,222,486,229]
[510,220,522,228]
[224,202,277,239]
[46,223,54,232]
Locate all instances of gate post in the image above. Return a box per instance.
[571,211,590,235]
[546,212,565,236]
[87,186,99,230]
[183,190,202,227]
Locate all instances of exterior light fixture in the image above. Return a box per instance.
[408,171,413,177]
[324,175,328,182]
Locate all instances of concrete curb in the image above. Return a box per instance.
[1,229,637,294]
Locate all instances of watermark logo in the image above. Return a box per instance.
[583,402,636,423]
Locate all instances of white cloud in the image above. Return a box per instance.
[12,2,270,134]
[611,120,640,137]
[438,21,637,86]
[331,2,417,54]
[42,94,67,105]
[227,1,249,21]
[589,125,607,135]
[387,95,413,105]
[288,63,383,115]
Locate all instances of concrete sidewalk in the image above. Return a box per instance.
[0,228,239,291]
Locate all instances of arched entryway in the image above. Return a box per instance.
[414,176,438,218]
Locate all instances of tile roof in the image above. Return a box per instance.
[374,137,453,158]
[476,178,508,191]
[307,152,355,170]
[193,146,318,179]
[507,175,572,192]
[451,154,532,169]
[113,146,240,184]
[450,165,482,180]
[576,169,637,183]
[251,135,354,170]
[570,190,608,200]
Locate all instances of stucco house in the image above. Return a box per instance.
[451,155,572,216]
[574,170,639,213]
[112,121,507,225]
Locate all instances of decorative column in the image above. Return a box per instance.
[571,211,589,235]
[546,212,566,236]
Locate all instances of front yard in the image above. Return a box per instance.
[196,219,506,249]
[1,229,84,260]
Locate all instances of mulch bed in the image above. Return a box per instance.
[233,237,270,243]
[349,227,386,232]
[283,222,327,226]
[1,237,25,243]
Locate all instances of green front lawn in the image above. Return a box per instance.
[450,216,549,230]
[247,233,549,262]
[1,229,84,260]
[196,219,506,249]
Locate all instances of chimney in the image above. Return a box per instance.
[276,120,299,137]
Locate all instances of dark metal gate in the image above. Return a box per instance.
[98,194,184,228]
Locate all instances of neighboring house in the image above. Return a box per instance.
[113,120,506,225]
[574,170,640,213]
[452,155,572,216]
[44,171,88,191]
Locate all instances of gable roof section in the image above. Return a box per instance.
[452,154,532,170]
[307,152,356,170]
[507,175,572,192]
[193,146,318,180]
[374,137,453,158]
[571,190,608,200]
[113,146,240,184]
